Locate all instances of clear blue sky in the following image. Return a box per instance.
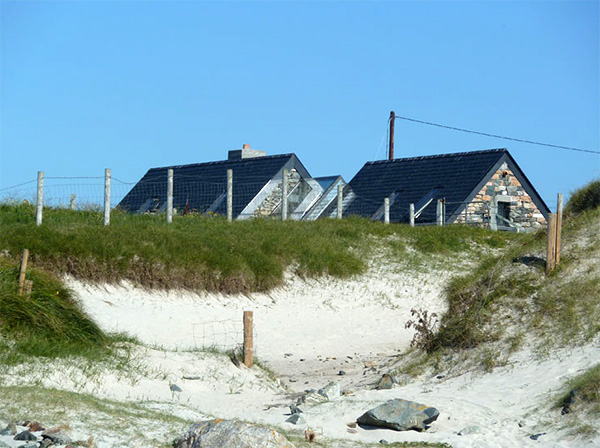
[1,1,598,210]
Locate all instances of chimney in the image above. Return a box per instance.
[228,143,267,160]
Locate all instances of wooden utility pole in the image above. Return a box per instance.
[389,111,395,160]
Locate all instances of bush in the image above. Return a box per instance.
[565,179,600,215]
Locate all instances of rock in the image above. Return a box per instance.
[17,443,38,448]
[318,382,340,400]
[285,414,306,426]
[289,404,303,415]
[357,399,440,432]
[458,425,482,435]
[0,441,10,448]
[27,421,45,432]
[376,374,395,390]
[338,370,346,376]
[41,429,72,445]
[172,419,296,448]
[529,432,546,440]
[170,383,183,393]
[379,440,389,445]
[0,421,16,436]
[14,431,37,441]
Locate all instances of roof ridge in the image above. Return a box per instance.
[149,153,296,171]
[367,148,508,165]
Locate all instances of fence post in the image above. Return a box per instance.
[281,169,288,221]
[546,213,557,274]
[70,194,76,210]
[384,197,390,224]
[167,169,174,224]
[18,248,29,296]
[227,169,233,223]
[555,193,563,265]
[337,184,343,219]
[36,171,44,226]
[243,310,253,368]
[104,168,111,226]
[436,199,443,226]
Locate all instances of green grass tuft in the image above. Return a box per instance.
[565,178,600,216]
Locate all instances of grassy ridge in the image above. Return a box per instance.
[0,202,514,293]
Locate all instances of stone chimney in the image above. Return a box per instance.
[228,143,267,160]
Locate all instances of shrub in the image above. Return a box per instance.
[565,179,600,215]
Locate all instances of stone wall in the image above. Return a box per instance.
[454,162,546,231]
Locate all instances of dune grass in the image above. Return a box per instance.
[0,202,514,294]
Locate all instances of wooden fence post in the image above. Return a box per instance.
[546,213,557,274]
[18,249,29,296]
[227,169,233,223]
[281,169,288,221]
[167,169,174,224]
[409,203,415,227]
[243,310,253,368]
[36,171,44,226]
[555,193,563,265]
[104,168,111,226]
[337,185,343,219]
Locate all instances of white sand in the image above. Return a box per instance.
[2,262,599,447]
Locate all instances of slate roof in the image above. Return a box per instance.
[341,148,550,223]
[118,153,311,217]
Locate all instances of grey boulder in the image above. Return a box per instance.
[173,419,296,448]
[357,398,439,432]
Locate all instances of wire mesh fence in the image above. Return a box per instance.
[0,170,501,230]
[191,318,257,355]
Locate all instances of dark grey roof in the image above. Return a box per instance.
[118,154,311,217]
[342,148,550,223]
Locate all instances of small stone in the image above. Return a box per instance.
[284,353,293,357]
[299,358,305,362]
[289,404,303,414]
[289,378,298,383]
[170,383,182,393]
[436,374,446,379]
[14,430,37,441]
[346,422,357,428]
[27,421,45,432]
[17,443,38,448]
[338,370,346,376]
[41,429,72,445]
[285,413,306,426]
[318,382,341,400]
[379,440,389,445]
[529,433,546,441]
[458,425,482,436]
[376,373,395,390]
[0,421,16,436]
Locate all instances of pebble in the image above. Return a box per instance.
[338,370,346,376]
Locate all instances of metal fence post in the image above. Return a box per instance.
[227,169,233,223]
[104,168,111,226]
[409,203,415,227]
[337,184,343,219]
[384,197,390,224]
[167,169,174,224]
[70,194,76,211]
[36,171,44,226]
[281,169,288,221]
[436,199,443,226]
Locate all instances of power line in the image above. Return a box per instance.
[394,115,600,155]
